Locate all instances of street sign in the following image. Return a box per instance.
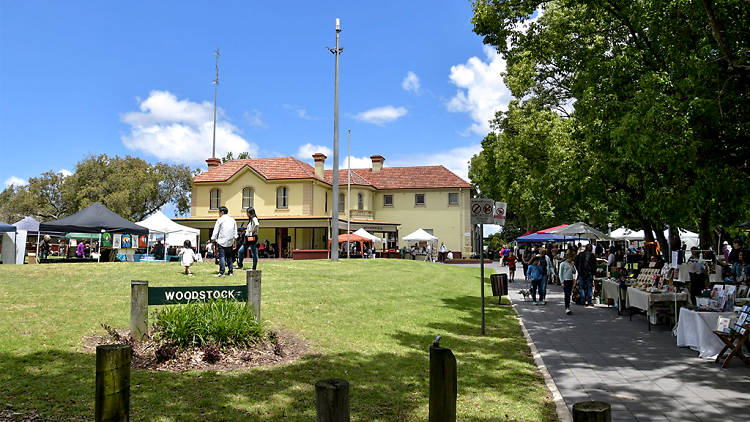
[494,202,507,226]
[470,198,494,225]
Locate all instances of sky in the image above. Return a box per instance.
[1,1,514,220]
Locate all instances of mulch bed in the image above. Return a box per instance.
[81,329,307,372]
[444,259,493,264]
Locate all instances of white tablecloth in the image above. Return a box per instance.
[627,289,689,324]
[602,279,621,304]
[676,309,734,359]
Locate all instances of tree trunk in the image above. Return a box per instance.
[655,228,669,261]
[698,209,714,249]
[641,220,655,243]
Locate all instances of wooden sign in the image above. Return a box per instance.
[148,285,248,305]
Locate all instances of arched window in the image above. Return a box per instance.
[357,193,363,210]
[209,188,221,210]
[276,186,288,209]
[242,187,254,209]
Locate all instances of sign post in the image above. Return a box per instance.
[471,198,494,335]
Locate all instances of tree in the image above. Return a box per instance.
[221,151,251,163]
[470,0,750,248]
[0,155,194,222]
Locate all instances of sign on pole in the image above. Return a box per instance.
[493,202,507,226]
[470,198,494,225]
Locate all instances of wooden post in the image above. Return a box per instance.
[95,344,131,422]
[246,270,261,321]
[572,401,611,422]
[429,338,457,422]
[315,379,350,422]
[130,281,148,340]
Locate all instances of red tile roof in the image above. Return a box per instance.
[194,158,471,189]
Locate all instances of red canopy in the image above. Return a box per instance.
[537,224,568,234]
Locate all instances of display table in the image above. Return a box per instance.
[627,288,688,329]
[602,279,620,304]
[676,308,735,359]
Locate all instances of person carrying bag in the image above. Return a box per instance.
[237,207,260,270]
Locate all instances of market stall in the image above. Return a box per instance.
[402,228,438,261]
[0,221,23,265]
[676,308,736,359]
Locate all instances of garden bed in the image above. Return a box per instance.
[445,258,493,264]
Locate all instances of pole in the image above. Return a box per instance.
[36,231,40,263]
[329,18,342,262]
[212,48,219,159]
[429,336,457,422]
[98,232,102,263]
[480,223,485,335]
[346,129,352,258]
[95,344,131,422]
[315,379,350,422]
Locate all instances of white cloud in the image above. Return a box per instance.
[390,144,482,182]
[243,109,265,127]
[447,45,511,135]
[121,90,256,164]
[296,143,332,160]
[353,106,408,126]
[339,156,372,170]
[4,176,28,188]
[283,104,317,120]
[59,169,73,177]
[401,71,421,94]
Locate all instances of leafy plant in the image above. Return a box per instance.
[152,299,265,348]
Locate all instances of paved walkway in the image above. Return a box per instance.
[491,263,750,421]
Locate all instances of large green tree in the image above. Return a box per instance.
[0,155,194,222]
[470,0,750,246]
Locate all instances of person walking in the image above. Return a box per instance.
[575,244,597,306]
[39,235,51,260]
[507,250,517,282]
[559,254,577,314]
[237,207,260,271]
[439,242,447,262]
[502,245,510,266]
[178,240,201,276]
[527,256,544,305]
[537,250,549,305]
[522,246,534,282]
[211,206,237,277]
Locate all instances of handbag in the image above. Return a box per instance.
[246,235,257,244]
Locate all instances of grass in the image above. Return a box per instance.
[154,299,266,347]
[0,260,556,421]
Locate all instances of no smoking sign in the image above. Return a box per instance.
[470,198,495,225]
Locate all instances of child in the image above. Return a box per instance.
[178,240,201,276]
[527,256,544,305]
[559,255,576,315]
[507,251,517,282]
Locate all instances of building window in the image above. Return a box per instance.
[339,193,345,209]
[276,186,288,209]
[383,194,393,207]
[448,192,459,206]
[210,188,221,210]
[242,187,254,209]
[325,192,328,213]
[357,193,363,210]
[415,193,425,206]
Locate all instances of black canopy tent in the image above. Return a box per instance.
[39,203,148,262]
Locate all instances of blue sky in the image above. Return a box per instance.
[1,1,512,195]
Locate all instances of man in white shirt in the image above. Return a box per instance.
[211,206,237,277]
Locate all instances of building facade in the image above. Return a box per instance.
[175,154,473,257]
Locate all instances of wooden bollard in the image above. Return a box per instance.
[572,401,611,422]
[315,379,350,422]
[95,344,131,422]
[429,336,457,422]
[246,270,261,321]
[130,281,148,340]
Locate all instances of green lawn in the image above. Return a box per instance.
[0,260,556,421]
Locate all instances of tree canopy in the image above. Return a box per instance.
[469,0,750,246]
[0,155,194,223]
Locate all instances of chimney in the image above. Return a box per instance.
[370,155,385,173]
[206,157,221,169]
[312,153,327,178]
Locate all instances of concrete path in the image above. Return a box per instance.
[492,263,750,421]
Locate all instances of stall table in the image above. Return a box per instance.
[602,279,629,314]
[676,308,735,359]
[627,288,689,330]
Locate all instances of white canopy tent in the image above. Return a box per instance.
[610,227,699,249]
[136,211,200,251]
[402,228,438,242]
[353,228,383,243]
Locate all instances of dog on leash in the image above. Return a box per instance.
[518,289,531,301]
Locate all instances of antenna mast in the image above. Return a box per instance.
[212,48,220,159]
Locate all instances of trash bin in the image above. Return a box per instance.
[490,274,508,304]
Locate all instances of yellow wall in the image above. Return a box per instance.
[373,188,471,255]
[192,167,471,254]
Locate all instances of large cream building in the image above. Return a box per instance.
[175,154,473,257]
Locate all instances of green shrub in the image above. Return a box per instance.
[153,299,265,348]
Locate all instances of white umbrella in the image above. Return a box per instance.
[353,228,383,243]
[548,222,611,240]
